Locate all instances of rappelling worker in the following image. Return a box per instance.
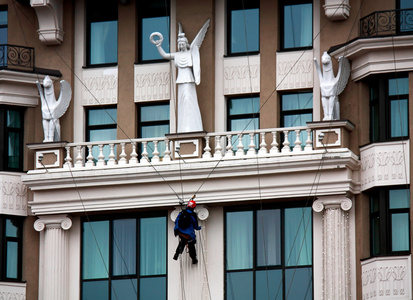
[173,199,201,264]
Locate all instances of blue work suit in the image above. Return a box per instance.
[173,208,201,263]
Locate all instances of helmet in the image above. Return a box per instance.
[187,200,196,209]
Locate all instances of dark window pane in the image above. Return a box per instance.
[0,27,6,45]
[392,213,410,251]
[113,219,136,276]
[226,271,253,300]
[257,209,281,266]
[228,97,260,116]
[282,93,313,111]
[371,216,381,255]
[7,110,22,128]
[226,211,253,270]
[283,3,313,49]
[283,113,312,128]
[230,8,259,53]
[111,279,137,300]
[8,131,20,169]
[89,128,117,142]
[140,277,166,300]
[390,98,408,138]
[90,20,117,65]
[389,77,409,96]
[256,269,283,300]
[142,16,170,61]
[82,221,109,279]
[389,189,410,209]
[285,267,313,300]
[141,105,170,122]
[6,241,18,279]
[285,207,312,266]
[88,108,117,126]
[141,125,169,139]
[5,219,19,237]
[140,217,166,276]
[82,281,109,300]
[0,10,7,25]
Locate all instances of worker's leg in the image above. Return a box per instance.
[187,240,198,264]
[173,237,187,260]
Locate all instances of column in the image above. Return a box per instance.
[34,214,72,300]
[313,196,352,300]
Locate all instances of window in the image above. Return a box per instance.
[138,0,170,62]
[86,0,118,66]
[0,216,23,282]
[225,206,313,300]
[280,92,313,147]
[370,75,409,142]
[281,0,313,50]
[0,6,7,44]
[0,106,24,171]
[398,0,413,33]
[227,0,259,55]
[138,103,170,157]
[370,187,410,256]
[81,215,167,300]
[86,107,117,160]
[227,97,260,151]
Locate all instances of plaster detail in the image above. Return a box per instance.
[82,68,118,106]
[30,0,64,45]
[224,55,260,95]
[323,0,351,21]
[361,255,411,300]
[360,141,410,191]
[34,214,73,231]
[276,50,313,90]
[134,63,171,102]
[0,282,26,300]
[0,173,28,216]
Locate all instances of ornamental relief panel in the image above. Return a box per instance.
[0,174,28,216]
[82,68,118,106]
[276,50,313,90]
[134,63,171,102]
[223,55,260,95]
[360,141,410,191]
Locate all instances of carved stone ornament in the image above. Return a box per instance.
[314,52,350,121]
[36,75,72,142]
[323,0,351,21]
[170,205,209,222]
[312,196,352,212]
[34,214,72,232]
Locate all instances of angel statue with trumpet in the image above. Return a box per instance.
[151,19,210,133]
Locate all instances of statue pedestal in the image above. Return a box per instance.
[27,141,67,169]
[166,132,206,160]
[307,120,355,150]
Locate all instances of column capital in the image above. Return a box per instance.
[170,205,209,222]
[34,214,72,232]
[312,195,352,212]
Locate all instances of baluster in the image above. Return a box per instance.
[236,133,245,157]
[282,130,291,153]
[140,141,150,164]
[270,131,279,154]
[97,144,106,167]
[247,133,256,156]
[75,145,84,168]
[129,142,138,165]
[225,134,234,157]
[152,140,160,163]
[163,139,171,162]
[293,129,302,152]
[86,144,95,167]
[64,146,73,168]
[214,136,223,158]
[304,128,313,152]
[119,143,127,165]
[107,143,117,166]
[258,132,268,155]
[202,136,212,159]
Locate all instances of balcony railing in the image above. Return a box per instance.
[360,8,413,37]
[0,44,35,71]
[61,127,314,169]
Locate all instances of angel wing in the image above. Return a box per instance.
[336,56,350,95]
[52,80,72,119]
[190,19,210,85]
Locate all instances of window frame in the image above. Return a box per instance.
[280,0,313,51]
[0,215,23,282]
[370,187,411,257]
[224,203,313,300]
[85,106,117,142]
[0,5,8,45]
[80,212,168,300]
[226,0,260,56]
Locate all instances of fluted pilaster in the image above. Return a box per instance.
[34,215,72,300]
[313,196,352,300]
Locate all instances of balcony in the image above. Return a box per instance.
[0,44,35,72]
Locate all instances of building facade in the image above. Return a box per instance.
[0,0,412,299]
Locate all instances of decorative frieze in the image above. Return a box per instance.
[361,255,411,300]
[360,141,410,191]
[0,282,26,300]
[82,68,118,106]
[134,63,171,102]
[223,55,260,95]
[276,50,313,90]
[0,173,28,216]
